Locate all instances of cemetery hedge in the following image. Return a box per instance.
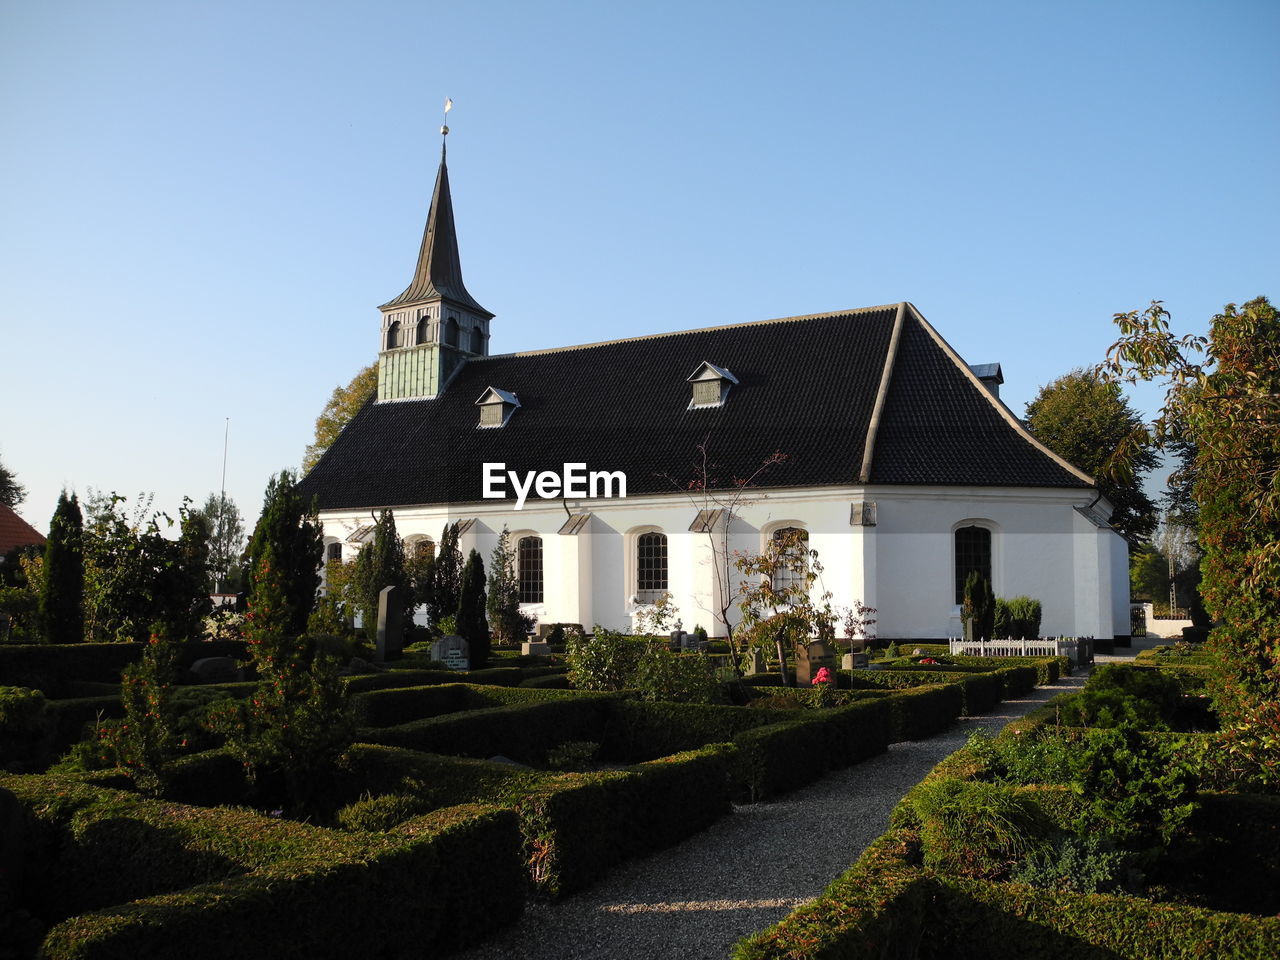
[350,681,588,727]
[0,642,248,695]
[847,670,1005,716]
[7,774,525,960]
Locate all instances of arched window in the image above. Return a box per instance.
[636,532,668,602]
[443,317,459,348]
[770,526,809,597]
[325,542,343,563]
[954,525,992,604]
[386,320,401,350]
[518,536,544,604]
[416,317,429,345]
[471,326,485,354]
[410,537,435,561]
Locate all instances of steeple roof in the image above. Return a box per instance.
[380,144,493,317]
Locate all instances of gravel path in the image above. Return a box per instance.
[455,661,1120,960]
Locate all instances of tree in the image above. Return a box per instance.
[192,492,246,593]
[961,570,995,641]
[244,470,323,637]
[0,456,25,508]
[229,543,354,809]
[1101,296,1280,785]
[41,491,84,644]
[456,549,489,668]
[735,529,832,687]
[1129,546,1169,604]
[1024,369,1160,542]
[350,508,412,641]
[486,526,526,646]
[663,438,788,677]
[303,362,377,473]
[82,493,211,642]
[430,521,463,625]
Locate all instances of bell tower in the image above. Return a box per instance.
[377,118,493,401]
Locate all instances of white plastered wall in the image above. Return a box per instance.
[317,482,1115,640]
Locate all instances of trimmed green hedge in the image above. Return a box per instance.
[359,697,617,762]
[0,642,248,695]
[882,684,964,742]
[350,681,586,728]
[517,743,735,899]
[8,773,524,960]
[934,874,1280,959]
[733,831,931,960]
[848,671,1004,716]
[735,826,1280,960]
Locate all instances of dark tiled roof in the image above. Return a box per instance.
[299,303,1091,511]
[0,504,45,555]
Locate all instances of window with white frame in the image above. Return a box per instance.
[518,536,544,604]
[636,531,668,603]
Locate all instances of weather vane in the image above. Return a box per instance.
[441,97,453,137]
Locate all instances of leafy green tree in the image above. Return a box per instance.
[1101,296,1280,786]
[0,456,25,509]
[735,530,832,687]
[1129,547,1169,604]
[486,526,525,646]
[303,362,377,473]
[350,508,412,641]
[244,470,323,637]
[83,493,211,642]
[456,549,489,668]
[430,521,462,625]
[41,491,84,644]
[192,492,246,593]
[100,629,183,794]
[1025,369,1160,542]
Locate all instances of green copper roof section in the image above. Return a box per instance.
[380,143,493,318]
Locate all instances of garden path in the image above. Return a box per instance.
[455,659,1120,960]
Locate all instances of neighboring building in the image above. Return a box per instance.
[0,504,45,560]
[299,140,1130,641]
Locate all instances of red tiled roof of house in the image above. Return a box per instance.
[0,504,45,555]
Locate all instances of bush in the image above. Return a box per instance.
[564,628,645,691]
[632,646,722,704]
[883,683,964,742]
[1009,833,1139,894]
[0,686,53,768]
[335,792,435,831]
[910,779,1049,879]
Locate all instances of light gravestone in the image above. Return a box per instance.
[794,640,837,687]
[375,585,404,663]
[745,647,767,676]
[431,635,470,671]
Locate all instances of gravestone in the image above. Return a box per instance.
[521,640,551,656]
[431,634,470,671]
[745,647,766,676]
[794,640,837,687]
[375,585,404,663]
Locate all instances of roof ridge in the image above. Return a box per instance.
[904,303,1097,488]
[859,302,907,483]
[473,302,906,361]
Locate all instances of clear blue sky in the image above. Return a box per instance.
[2,0,1276,534]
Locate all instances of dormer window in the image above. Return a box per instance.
[475,386,520,428]
[687,361,738,409]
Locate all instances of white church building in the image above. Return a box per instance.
[298,140,1130,642]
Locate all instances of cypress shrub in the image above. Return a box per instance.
[456,550,489,669]
[40,492,84,645]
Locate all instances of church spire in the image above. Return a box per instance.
[375,106,494,403]
[379,140,492,317]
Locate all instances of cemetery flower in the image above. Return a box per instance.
[812,667,833,686]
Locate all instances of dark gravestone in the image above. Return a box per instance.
[745,647,766,676]
[375,585,404,663]
[794,640,836,687]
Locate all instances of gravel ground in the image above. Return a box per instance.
[454,657,1129,960]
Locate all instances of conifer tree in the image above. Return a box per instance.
[457,549,489,668]
[486,526,524,645]
[233,543,353,808]
[430,521,462,624]
[351,508,412,641]
[244,470,323,636]
[41,491,84,644]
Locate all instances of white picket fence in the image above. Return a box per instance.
[948,636,1093,666]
